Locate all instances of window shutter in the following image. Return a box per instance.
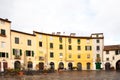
[20,49,22,56]
[26,50,28,56]
[0,52,2,57]
[13,49,15,55]
[6,53,8,58]
[90,46,92,50]
[32,51,34,57]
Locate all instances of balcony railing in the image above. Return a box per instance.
[96,57,101,62]
[39,56,44,61]
[14,55,21,59]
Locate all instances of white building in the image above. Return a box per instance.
[91,33,104,70]
[103,45,120,70]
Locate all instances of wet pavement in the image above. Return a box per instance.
[0,70,120,80]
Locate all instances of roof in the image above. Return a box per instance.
[0,18,11,23]
[11,29,35,36]
[33,31,104,39]
[104,45,120,51]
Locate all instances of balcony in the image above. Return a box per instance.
[39,56,44,61]
[14,55,21,59]
[96,57,101,62]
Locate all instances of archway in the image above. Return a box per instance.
[14,61,21,70]
[39,62,44,71]
[105,62,110,70]
[116,60,120,70]
[87,62,91,70]
[50,62,55,70]
[68,62,73,70]
[3,62,8,71]
[77,62,82,71]
[27,61,33,69]
[59,62,64,69]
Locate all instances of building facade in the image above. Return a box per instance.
[103,45,120,70]
[0,18,104,71]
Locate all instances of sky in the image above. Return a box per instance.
[0,0,120,45]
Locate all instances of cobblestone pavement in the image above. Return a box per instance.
[0,71,120,80]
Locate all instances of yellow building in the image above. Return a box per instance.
[0,18,104,71]
[33,31,103,70]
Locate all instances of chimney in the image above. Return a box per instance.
[70,33,76,36]
[56,32,61,35]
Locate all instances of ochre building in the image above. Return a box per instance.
[0,18,104,71]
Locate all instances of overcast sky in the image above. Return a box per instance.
[0,0,120,45]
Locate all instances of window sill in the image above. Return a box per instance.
[0,34,6,37]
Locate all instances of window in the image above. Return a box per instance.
[50,36,53,40]
[85,46,92,51]
[77,46,81,50]
[106,58,109,61]
[96,54,100,58]
[60,53,63,58]
[77,39,80,44]
[26,50,31,56]
[68,45,72,50]
[39,35,42,39]
[86,39,90,43]
[106,51,109,54]
[59,37,62,43]
[96,39,100,43]
[113,56,115,60]
[59,44,63,49]
[13,49,22,56]
[0,52,8,58]
[69,54,72,58]
[0,20,5,24]
[87,54,90,59]
[0,29,6,35]
[50,52,54,58]
[68,38,71,44]
[1,42,5,48]
[50,43,53,48]
[96,46,100,50]
[26,50,34,57]
[39,41,42,47]
[115,50,120,55]
[78,55,81,58]
[27,40,31,46]
[15,37,19,44]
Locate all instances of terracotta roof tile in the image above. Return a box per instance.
[104,45,120,51]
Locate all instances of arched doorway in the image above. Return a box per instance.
[95,62,101,70]
[14,61,21,70]
[59,62,64,69]
[116,60,120,70]
[50,62,55,70]
[87,62,91,70]
[77,62,82,71]
[105,62,110,70]
[39,62,44,71]
[68,62,73,70]
[27,61,33,69]
[0,61,8,71]
[3,62,8,71]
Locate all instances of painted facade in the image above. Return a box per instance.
[0,18,104,71]
[103,45,120,70]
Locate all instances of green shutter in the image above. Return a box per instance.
[32,51,34,57]
[13,49,15,55]
[20,49,22,56]
[26,50,28,56]
[0,52,2,57]
[6,53,8,58]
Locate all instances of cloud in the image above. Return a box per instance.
[0,0,120,45]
